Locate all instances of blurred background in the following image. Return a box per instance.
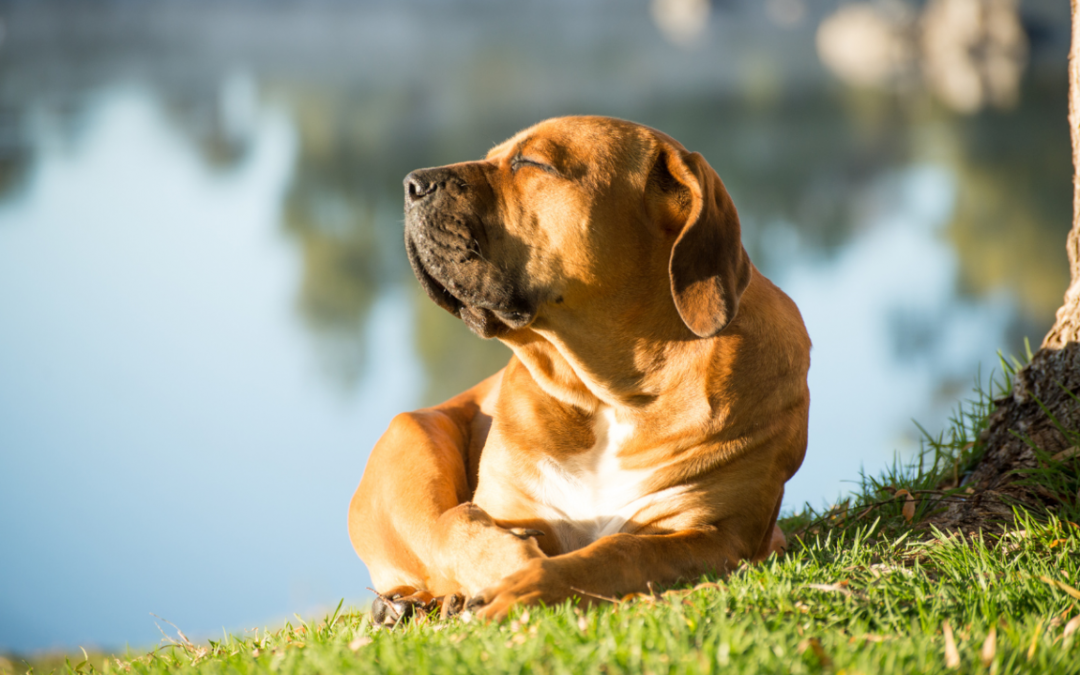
[0,0,1072,656]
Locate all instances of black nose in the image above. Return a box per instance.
[404,170,438,204]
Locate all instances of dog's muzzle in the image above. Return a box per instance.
[403,167,534,338]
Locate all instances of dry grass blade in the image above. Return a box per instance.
[1064,615,1080,639]
[806,582,852,597]
[797,637,832,667]
[1027,620,1043,659]
[943,621,960,669]
[150,614,195,649]
[894,489,917,523]
[1037,576,1080,601]
[1051,446,1079,462]
[347,636,372,651]
[569,587,621,605]
[151,614,195,650]
[149,614,208,662]
[853,634,895,643]
[980,626,996,667]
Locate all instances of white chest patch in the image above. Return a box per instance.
[532,407,679,551]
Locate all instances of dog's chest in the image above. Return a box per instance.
[531,407,660,551]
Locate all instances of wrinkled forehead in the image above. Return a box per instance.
[485,116,681,177]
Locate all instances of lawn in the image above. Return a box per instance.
[7,365,1080,675]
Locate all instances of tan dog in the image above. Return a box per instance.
[349,116,810,619]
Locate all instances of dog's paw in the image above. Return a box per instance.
[471,559,573,620]
[433,503,547,597]
[371,587,438,626]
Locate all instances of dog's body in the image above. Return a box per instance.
[349,117,810,618]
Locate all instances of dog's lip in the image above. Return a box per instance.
[459,304,509,339]
[406,234,464,317]
[405,230,534,339]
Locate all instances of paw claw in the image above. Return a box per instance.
[371,595,390,625]
[439,593,465,619]
[508,528,545,540]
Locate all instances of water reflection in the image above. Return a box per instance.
[279,88,385,389]
[267,82,514,397]
[0,104,31,201]
[0,0,1071,654]
[816,0,1030,114]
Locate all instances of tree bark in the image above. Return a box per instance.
[933,2,1080,532]
[1043,0,1080,350]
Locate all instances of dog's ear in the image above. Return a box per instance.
[647,149,752,338]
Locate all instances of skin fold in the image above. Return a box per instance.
[348,116,811,619]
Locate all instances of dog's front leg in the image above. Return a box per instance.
[471,523,770,620]
[349,405,545,598]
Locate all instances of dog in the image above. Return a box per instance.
[348,116,810,620]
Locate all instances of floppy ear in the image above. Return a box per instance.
[649,149,752,338]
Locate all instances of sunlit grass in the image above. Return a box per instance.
[786,364,1007,543]
[30,514,1075,675]
[6,362,1079,675]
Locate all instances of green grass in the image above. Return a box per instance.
[6,364,1080,675]
[30,516,1079,675]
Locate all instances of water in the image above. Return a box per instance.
[0,0,1072,653]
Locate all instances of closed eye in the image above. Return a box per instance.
[511,155,559,176]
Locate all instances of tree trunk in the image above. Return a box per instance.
[933,1,1080,532]
[1044,1,1080,351]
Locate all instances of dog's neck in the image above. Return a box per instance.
[501,315,715,418]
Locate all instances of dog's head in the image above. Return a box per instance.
[403,116,751,341]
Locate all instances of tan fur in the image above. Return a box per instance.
[348,116,810,618]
